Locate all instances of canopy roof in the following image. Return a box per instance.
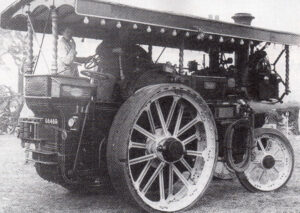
[1,0,300,49]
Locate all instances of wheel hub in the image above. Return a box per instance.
[262,155,275,169]
[157,138,184,163]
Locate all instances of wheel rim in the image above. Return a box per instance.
[127,92,216,212]
[244,133,293,191]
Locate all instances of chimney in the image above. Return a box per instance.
[232,13,255,25]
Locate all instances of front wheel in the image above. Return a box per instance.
[107,84,217,212]
[237,128,294,192]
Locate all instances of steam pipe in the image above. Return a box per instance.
[72,101,91,172]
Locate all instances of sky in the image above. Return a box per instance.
[0,0,300,101]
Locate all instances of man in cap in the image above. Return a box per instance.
[57,26,92,77]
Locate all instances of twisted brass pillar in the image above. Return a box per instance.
[51,6,58,74]
[26,11,33,74]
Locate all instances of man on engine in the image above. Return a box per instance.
[57,26,92,77]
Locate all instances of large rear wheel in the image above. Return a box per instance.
[107,84,217,212]
[237,128,294,192]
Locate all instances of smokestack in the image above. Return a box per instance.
[232,13,255,25]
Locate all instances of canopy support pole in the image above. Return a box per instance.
[26,10,33,74]
[27,13,50,73]
[285,45,290,94]
[148,45,152,60]
[51,6,58,74]
[179,40,184,74]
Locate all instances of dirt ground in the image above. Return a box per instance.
[0,135,300,213]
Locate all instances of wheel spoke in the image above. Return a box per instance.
[275,159,285,170]
[252,160,261,164]
[134,124,156,141]
[275,159,284,163]
[129,141,147,149]
[258,169,265,182]
[273,149,280,157]
[180,158,192,173]
[248,163,259,175]
[168,164,174,197]
[173,165,191,189]
[135,160,152,187]
[270,146,281,157]
[243,132,293,192]
[155,100,168,136]
[264,169,270,183]
[142,162,165,195]
[257,138,266,154]
[177,115,201,137]
[173,105,184,136]
[166,97,179,129]
[186,150,202,157]
[129,153,156,165]
[182,134,198,146]
[273,166,280,174]
[159,168,165,201]
[146,108,156,134]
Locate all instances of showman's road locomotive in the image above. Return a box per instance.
[1,1,299,212]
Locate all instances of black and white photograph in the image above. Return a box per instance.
[0,0,300,212]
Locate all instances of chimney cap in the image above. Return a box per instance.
[232,13,255,25]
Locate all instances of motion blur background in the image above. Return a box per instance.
[0,0,299,101]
